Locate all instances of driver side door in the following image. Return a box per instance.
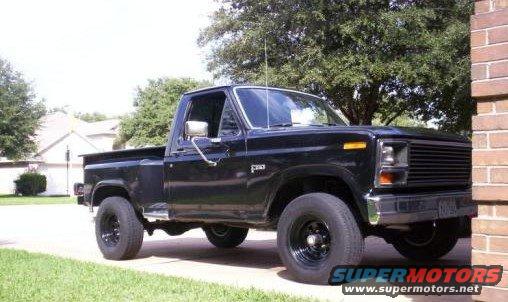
[165,89,249,221]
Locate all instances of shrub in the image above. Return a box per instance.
[14,172,47,196]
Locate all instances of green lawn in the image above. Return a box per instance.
[0,195,75,206]
[0,249,311,302]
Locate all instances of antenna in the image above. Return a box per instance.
[264,38,269,129]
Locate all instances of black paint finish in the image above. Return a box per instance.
[81,85,471,227]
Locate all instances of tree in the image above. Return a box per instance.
[0,58,45,160]
[74,112,109,122]
[199,0,473,133]
[119,77,210,147]
[47,106,68,114]
[372,113,427,128]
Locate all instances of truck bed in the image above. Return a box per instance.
[81,146,166,211]
[82,146,165,166]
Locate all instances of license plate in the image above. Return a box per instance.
[438,198,458,218]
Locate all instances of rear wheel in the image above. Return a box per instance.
[277,193,364,284]
[392,218,459,261]
[203,225,248,248]
[95,197,144,260]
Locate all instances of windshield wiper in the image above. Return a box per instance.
[268,123,327,128]
[269,123,295,128]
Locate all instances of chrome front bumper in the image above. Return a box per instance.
[365,189,476,225]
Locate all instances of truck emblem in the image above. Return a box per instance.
[251,164,266,173]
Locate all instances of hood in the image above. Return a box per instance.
[252,125,470,143]
[350,126,470,143]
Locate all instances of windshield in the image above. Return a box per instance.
[235,87,347,128]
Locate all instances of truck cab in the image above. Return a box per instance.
[78,85,475,284]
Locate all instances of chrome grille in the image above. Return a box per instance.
[408,141,472,186]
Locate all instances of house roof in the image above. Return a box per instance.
[34,112,119,156]
[80,119,119,136]
[35,112,86,152]
[0,112,120,163]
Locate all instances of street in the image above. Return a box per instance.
[0,204,471,301]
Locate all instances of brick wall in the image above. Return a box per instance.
[471,0,508,300]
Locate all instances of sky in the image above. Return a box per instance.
[0,0,217,115]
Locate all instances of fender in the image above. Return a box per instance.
[263,163,368,221]
[90,179,132,212]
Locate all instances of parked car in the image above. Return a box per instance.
[76,85,475,284]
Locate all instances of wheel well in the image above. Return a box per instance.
[268,175,363,226]
[92,186,130,207]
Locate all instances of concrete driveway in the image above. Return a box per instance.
[0,204,471,301]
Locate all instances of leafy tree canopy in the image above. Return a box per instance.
[119,77,210,147]
[372,113,427,128]
[47,106,68,114]
[199,0,473,132]
[74,112,109,123]
[0,57,45,160]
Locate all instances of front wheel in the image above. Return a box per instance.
[203,225,248,248]
[277,193,364,284]
[95,197,144,260]
[392,218,459,261]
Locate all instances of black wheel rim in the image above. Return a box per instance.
[210,225,230,237]
[288,215,331,267]
[101,213,120,247]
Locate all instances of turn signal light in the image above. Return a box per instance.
[379,172,394,185]
[343,141,367,150]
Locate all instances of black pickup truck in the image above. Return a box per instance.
[77,85,475,284]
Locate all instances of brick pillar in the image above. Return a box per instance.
[471,0,508,300]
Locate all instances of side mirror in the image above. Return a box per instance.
[184,120,218,167]
[185,121,208,138]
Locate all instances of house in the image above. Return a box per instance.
[0,112,120,195]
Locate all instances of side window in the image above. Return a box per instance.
[218,101,240,137]
[182,92,226,139]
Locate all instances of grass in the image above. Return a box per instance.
[0,194,75,205]
[0,249,311,302]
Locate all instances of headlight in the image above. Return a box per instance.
[379,141,408,167]
[376,140,409,187]
[381,145,395,165]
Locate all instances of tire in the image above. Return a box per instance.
[95,196,144,260]
[277,193,364,284]
[203,225,248,248]
[392,218,459,261]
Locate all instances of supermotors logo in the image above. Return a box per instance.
[329,265,503,297]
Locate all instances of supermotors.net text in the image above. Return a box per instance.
[329,266,503,297]
[343,283,481,297]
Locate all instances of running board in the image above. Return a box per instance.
[142,203,170,221]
